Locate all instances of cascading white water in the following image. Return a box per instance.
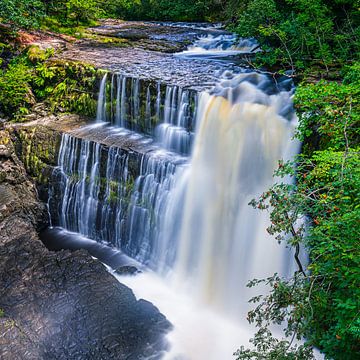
[177,34,260,58]
[96,73,107,122]
[164,74,298,317]
[126,151,185,266]
[95,73,197,155]
[155,86,195,155]
[53,135,130,246]
[52,68,300,359]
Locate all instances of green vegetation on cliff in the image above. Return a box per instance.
[236,66,360,359]
[230,0,359,73]
[0,46,98,120]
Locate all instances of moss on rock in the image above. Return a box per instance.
[11,125,61,186]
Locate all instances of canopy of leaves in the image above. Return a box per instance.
[0,0,45,29]
[232,0,359,71]
[0,0,225,28]
[102,0,222,22]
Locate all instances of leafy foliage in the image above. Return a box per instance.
[232,0,359,71]
[0,0,101,29]
[0,47,97,119]
[0,56,35,116]
[238,64,360,359]
[0,0,45,29]
[103,0,220,21]
[295,79,359,151]
[0,0,224,27]
[66,0,101,24]
[235,275,316,359]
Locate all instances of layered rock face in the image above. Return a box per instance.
[0,129,47,241]
[0,129,171,359]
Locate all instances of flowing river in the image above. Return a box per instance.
[45,22,300,359]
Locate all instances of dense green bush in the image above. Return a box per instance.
[0,0,101,29]
[0,56,35,116]
[237,63,360,359]
[0,47,97,119]
[232,0,359,71]
[0,0,45,29]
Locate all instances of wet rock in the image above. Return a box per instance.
[88,20,207,53]
[115,266,141,276]
[0,144,10,158]
[0,235,170,360]
[117,31,149,41]
[0,130,47,229]
[55,21,244,91]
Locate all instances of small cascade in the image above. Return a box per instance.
[95,73,198,155]
[156,88,196,155]
[177,34,260,58]
[50,132,186,262]
[50,134,130,248]
[126,151,186,267]
[96,73,108,122]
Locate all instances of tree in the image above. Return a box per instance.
[65,0,101,25]
[236,64,360,359]
[0,0,45,29]
[233,0,359,70]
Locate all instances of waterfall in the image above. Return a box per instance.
[51,71,299,353]
[156,87,194,155]
[96,73,107,122]
[51,134,130,247]
[168,85,297,316]
[93,74,197,155]
[53,71,297,280]
[126,151,183,266]
[177,34,260,58]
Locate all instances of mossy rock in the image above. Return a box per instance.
[12,125,62,184]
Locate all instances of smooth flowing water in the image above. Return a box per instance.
[95,73,197,155]
[49,26,300,359]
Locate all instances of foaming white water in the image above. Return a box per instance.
[156,74,300,319]
[177,34,260,58]
[118,272,253,360]
[96,73,107,122]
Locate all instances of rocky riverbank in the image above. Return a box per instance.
[0,129,171,359]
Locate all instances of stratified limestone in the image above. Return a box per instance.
[0,129,47,236]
